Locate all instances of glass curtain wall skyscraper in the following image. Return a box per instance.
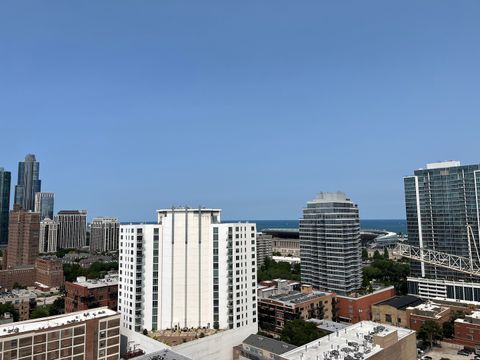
[0,168,11,245]
[34,192,54,220]
[404,161,480,280]
[299,192,362,296]
[14,154,41,211]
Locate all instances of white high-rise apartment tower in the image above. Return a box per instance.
[118,208,257,333]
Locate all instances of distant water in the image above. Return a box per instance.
[229,219,407,234]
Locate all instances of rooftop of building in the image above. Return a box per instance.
[308,192,350,203]
[282,321,414,360]
[243,334,297,354]
[70,274,118,289]
[308,319,350,333]
[0,289,37,301]
[129,349,192,360]
[375,295,423,310]
[57,210,87,215]
[407,301,449,318]
[267,290,331,305]
[425,160,461,169]
[0,307,117,336]
[337,285,395,300]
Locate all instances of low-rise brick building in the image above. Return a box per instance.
[407,302,450,332]
[65,274,118,313]
[258,288,334,335]
[454,311,480,348]
[335,286,396,324]
[372,295,424,328]
[34,257,64,290]
[0,289,37,321]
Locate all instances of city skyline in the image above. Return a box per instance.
[1,2,480,221]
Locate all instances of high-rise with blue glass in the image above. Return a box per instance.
[14,154,41,212]
[405,161,480,281]
[0,168,11,245]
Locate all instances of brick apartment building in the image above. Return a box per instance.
[258,288,334,335]
[454,311,480,348]
[35,257,64,290]
[372,295,424,328]
[0,307,120,360]
[335,286,396,323]
[65,274,118,313]
[407,302,450,333]
[0,257,64,291]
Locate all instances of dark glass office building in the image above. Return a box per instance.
[300,192,362,295]
[405,161,480,280]
[14,154,41,212]
[0,168,11,245]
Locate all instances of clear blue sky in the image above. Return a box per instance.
[1,1,479,221]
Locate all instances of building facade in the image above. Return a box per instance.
[454,311,480,348]
[34,257,65,290]
[335,286,396,324]
[14,154,41,212]
[300,192,362,295]
[39,218,58,253]
[118,208,257,333]
[258,290,334,335]
[90,217,120,253]
[371,295,423,328]
[256,233,273,268]
[5,205,40,269]
[0,168,11,245]
[404,161,480,280]
[0,307,120,360]
[34,192,54,220]
[55,210,87,249]
[281,321,416,360]
[65,274,118,313]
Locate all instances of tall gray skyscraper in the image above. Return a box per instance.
[299,192,362,296]
[0,168,11,245]
[55,210,87,249]
[404,161,480,280]
[34,192,54,220]
[14,154,41,211]
[90,217,119,253]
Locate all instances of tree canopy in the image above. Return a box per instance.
[418,320,443,347]
[362,258,410,294]
[280,319,328,346]
[257,258,300,282]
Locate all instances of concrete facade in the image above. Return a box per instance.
[119,208,257,334]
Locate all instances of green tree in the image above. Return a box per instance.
[383,248,389,259]
[280,320,327,346]
[442,321,454,338]
[12,282,27,290]
[362,248,369,261]
[257,258,300,282]
[30,306,50,319]
[418,320,443,347]
[0,303,19,321]
[373,250,382,260]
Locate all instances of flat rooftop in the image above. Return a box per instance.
[268,291,330,305]
[72,275,118,289]
[0,307,117,336]
[132,349,192,360]
[282,321,414,360]
[308,319,349,333]
[243,334,297,354]
[375,295,423,310]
